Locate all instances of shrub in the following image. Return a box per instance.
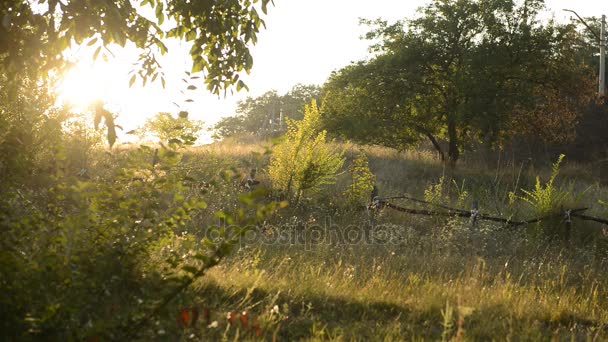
[518,154,569,217]
[344,151,375,206]
[269,100,345,203]
[141,111,204,145]
[0,143,283,340]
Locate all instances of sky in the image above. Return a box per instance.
[57,0,606,143]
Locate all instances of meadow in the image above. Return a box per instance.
[153,138,608,341]
[3,134,608,341]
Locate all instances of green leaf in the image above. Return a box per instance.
[186,30,197,41]
[87,37,98,46]
[157,41,168,55]
[93,46,101,60]
[107,130,116,148]
[236,80,248,91]
[129,74,137,88]
[182,266,198,275]
[168,138,182,145]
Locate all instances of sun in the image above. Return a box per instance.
[54,58,152,143]
[56,61,118,111]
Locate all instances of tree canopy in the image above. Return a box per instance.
[1,0,273,94]
[322,0,595,166]
[141,111,204,144]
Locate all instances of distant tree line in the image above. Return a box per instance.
[213,84,321,140]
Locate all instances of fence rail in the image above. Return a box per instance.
[368,189,608,229]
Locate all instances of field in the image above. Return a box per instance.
[3,137,608,341]
[155,139,608,341]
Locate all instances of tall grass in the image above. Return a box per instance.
[139,140,608,340]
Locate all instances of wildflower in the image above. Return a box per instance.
[270,305,280,315]
[208,321,219,328]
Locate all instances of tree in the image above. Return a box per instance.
[214,84,322,139]
[0,0,272,94]
[322,0,594,166]
[0,75,67,185]
[141,111,204,145]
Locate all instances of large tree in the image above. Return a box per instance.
[322,0,594,166]
[1,0,272,94]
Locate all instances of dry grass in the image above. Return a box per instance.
[157,140,608,340]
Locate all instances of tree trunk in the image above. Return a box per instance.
[414,125,445,161]
[447,116,459,168]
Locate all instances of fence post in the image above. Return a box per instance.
[471,199,479,226]
[564,208,572,242]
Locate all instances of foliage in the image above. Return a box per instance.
[0,0,273,94]
[0,142,283,339]
[322,0,595,166]
[269,100,345,203]
[0,76,67,186]
[214,84,322,140]
[92,101,120,148]
[142,111,204,145]
[518,154,569,217]
[344,151,376,206]
[424,176,447,206]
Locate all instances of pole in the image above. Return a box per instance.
[563,9,605,97]
[600,15,606,97]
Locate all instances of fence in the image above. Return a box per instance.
[368,187,608,238]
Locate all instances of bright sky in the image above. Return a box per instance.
[56,0,606,143]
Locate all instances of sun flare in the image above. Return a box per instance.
[57,61,118,111]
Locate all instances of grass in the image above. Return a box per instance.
[29,137,605,340]
[136,139,608,341]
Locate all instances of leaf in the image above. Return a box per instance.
[93,46,102,60]
[157,41,168,55]
[129,74,137,88]
[94,112,102,129]
[168,138,182,145]
[187,85,197,90]
[107,126,117,148]
[87,37,98,46]
[236,80,248,92]
[186,30,197,41]
[182,265,198,274]
[161,77,166,89]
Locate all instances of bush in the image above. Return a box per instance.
[141,112,204,145]
[518,154,569,217]
[0,143,283,340]
[269,100,345,203]
[344,151,375,206]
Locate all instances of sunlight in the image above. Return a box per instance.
[56,61,119,112]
